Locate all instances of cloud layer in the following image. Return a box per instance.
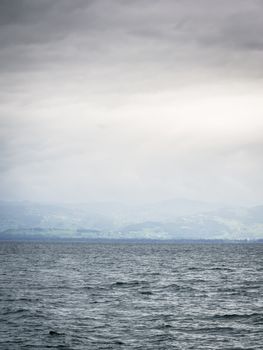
[0,0,263,205]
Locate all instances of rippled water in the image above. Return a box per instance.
[0,242,262,349]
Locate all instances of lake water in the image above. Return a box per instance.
[0,242,262,349]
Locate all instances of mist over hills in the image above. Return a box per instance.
[0,199,262,241]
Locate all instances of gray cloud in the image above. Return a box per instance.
[0,0,263,205]
[1,0,263,71]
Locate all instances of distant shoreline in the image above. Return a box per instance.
[0,238,262,244]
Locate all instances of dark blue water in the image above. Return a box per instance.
[0,242,262,349]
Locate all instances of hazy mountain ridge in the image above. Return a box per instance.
[0,200,262,240]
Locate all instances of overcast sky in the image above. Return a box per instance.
[0,0,263,205]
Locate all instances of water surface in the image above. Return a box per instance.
[0,242,262,349]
